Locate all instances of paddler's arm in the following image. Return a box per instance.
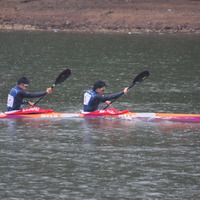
[21,88,52,106]
[21,88,52,98]
[101,87,129,103]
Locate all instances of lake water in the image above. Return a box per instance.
[0,32,200,200]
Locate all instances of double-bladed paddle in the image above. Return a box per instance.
[33,69,71,106]
[103,70,150,109]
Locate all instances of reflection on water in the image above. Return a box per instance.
[1,117,200,199]
[0,32,200,199]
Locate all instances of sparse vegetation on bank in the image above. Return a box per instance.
[1,0,200,34]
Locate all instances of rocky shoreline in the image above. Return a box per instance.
[1,0,200,34]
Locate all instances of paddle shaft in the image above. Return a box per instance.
[103,70,149,109]
[103,82,135,109]
[33,84,55,106]
[33,69,71,106]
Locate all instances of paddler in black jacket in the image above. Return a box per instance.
[7,77,52,111]
[83,80,129,112]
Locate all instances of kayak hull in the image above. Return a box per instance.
[1,111,200,122]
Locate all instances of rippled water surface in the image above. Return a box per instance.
[0,32,200,199]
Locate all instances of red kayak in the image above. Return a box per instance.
[1,107,200,123]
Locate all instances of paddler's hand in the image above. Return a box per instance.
[123,87,129,94]
[105,101,112,107]
[46,88,52,94]
[28,101,34,107]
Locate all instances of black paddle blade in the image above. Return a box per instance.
[133,70,150,84]
[128,70,150,89]
[55,69,71,85]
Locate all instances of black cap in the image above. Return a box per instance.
[17,77,30,85]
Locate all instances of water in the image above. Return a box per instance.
[0,32,200,199]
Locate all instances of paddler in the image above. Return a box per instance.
[7,77,52,111]
[83,80,129,112]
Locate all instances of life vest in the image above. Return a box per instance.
[7,86,22,111]
[83,90,99,112]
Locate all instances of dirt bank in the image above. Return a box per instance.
[0,0,200,34]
